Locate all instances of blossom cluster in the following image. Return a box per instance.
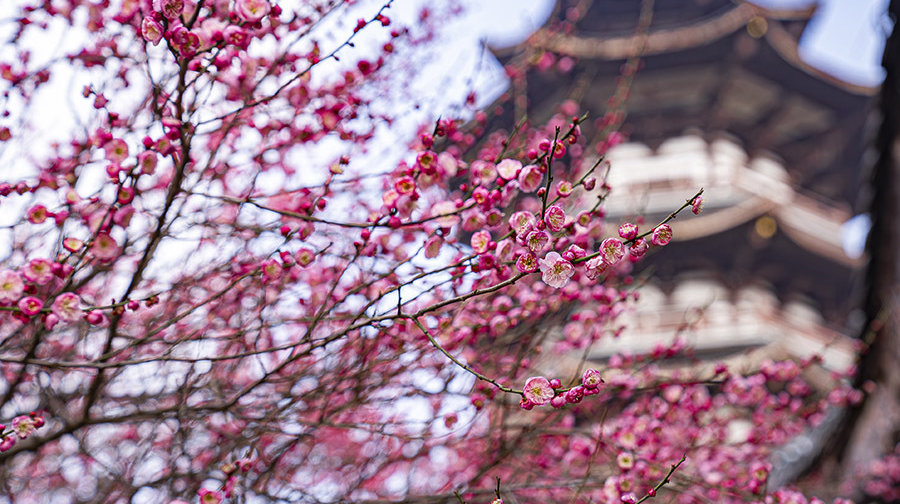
[0,412,45,452]
[521,368,604,409]
[0,0,867,503]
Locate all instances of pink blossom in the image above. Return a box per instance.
[564,244,586,261]
[582,369,603,389]
[198,488,223,504]
[470,230,491,254]
[508,211,535,236]
[0,269,25,303]
[575,211,592,227]
[470,160,495,183]
[555,180,573,197]
[63,237,84,253]
[515,252,538,273]
[538,251,574,288]
[104,138,129,164]
[517,164,543,193]
[544,205,566,232]
[583,257,608,280]
[617,451,635,470]
[525,230,550,252]
[651,224,673,246]
[138,150,158,174]
[629,238,648,259]
[235,0,271,22]
[262,259,282,281]
[91,233,120,261]
[142,17,164,45]
[496,159,521,180]
[11,415,36,439]
[296,248,315,267]
[460,208,486,232]
[17,296,43,316]
[618,222,638,240]
[523,376,554,406]
[692,195,704,214]
[160,0,184,19]
[224,25,250,50]
[424,235,442,259]
[43,313,59,330]
[0,435,14,452]
[437,152,458,177]
[26,205,48,224]
[22,258,54,285]
[565,385,584,403]
[393,176,416,195]
[600,237,625,265]
[494,239,514,261]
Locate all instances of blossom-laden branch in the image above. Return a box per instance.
[0,0,860,504]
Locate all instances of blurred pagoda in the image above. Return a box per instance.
[490,0,877,378]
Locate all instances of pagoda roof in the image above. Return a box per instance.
[490,0,876,209]
[515,1,875,96]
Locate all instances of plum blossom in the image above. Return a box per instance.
[517,164,543,193]
[235,0,271,23]
[141,17,164,45]
[460,208,486,232]
[296,248,315,266]
[138,151,158,175]
[652,224,673,246]
[104,138,129,163]
[63,237,84,253]
[629,238,648,259]
[692,195,704,214]
[583,256,608,281]
[17,296,43,317]
[565,386,584,403]
[91,233,120,261]
[600,237,625,265]
[0,435,14,452]
[618,222,638,240]
[538,251,574,288]
[26,205,48,224]
[160,0,184,19]
[11,415,37,439]
[617,451,635,470]
[508,211,535,236]
[22,258,54,285]
[582,368,603,388]
[544,205,566,232]
[198,488,223,504]
[515,252,538,273]
[393,176,416,195]
[424,235,442,259]
[470,230,491,254]
[494,239,514,261]
[525,230,550,252]
[470,160,495,184]
[0,270,25,303]
[43,313,59,330]
[523,376,554,406]
[496,159,521,180]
